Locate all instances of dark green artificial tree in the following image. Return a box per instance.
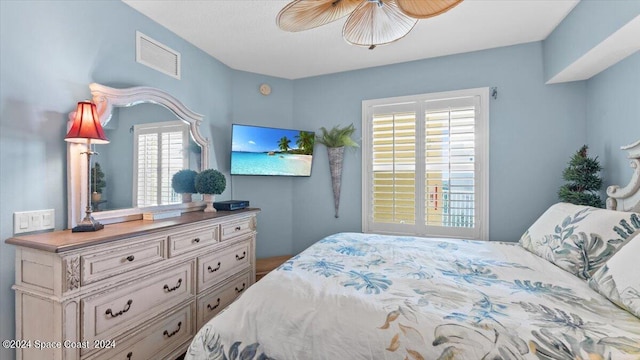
[91,162,106,194]
[558,145,603,208]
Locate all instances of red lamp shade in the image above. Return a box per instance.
[64,101,110,144]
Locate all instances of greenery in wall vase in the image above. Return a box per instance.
[558,145,603,208]
[195,169,227,212]
[316,123,359,148]
[316,124,359,218]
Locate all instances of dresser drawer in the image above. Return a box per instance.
[220,217,253,241]
[82,262,193,343]
[197,271,251,328]
[198,241,250,291]
[81,237,165,285]
[88,302,195,360]
[168,224,220,257]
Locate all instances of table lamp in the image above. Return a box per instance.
[65,101,110,232]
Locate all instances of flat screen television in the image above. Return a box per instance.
[231,124,315,177]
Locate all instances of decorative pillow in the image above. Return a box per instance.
[519,202,640,279]
[588,233,640,318]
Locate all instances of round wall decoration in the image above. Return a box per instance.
[259,83,271,96]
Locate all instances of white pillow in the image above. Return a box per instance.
[589,234,640,318]
[520,203,640,279]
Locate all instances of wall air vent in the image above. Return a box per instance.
[136,31,181,79]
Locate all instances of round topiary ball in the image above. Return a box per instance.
[195,169,226,195]
[171,169,198,194]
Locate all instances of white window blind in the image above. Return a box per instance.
[363,88,489,240]
[133,121,189,207]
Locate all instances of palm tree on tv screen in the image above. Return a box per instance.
[296,131,315,155]
[278,136,291,152]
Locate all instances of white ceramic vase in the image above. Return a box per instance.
[203,194,216,212]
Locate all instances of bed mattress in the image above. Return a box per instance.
[186,232,640,359]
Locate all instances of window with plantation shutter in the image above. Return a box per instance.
[133,121,189,207]
[362,88,489,240]
[371,105,417,226]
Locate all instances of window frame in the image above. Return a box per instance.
[361,87,490,240]
[132,120,189,207]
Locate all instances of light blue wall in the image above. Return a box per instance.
[543,0,640,82]
[0,1,232,359]
[290,42,588,252]
[230,71,296,258]
[586,53,640,191]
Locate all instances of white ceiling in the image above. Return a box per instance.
[122,0,580,80]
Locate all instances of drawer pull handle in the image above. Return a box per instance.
[125,255,135,262]
[236,251,246,261]
[207,262,221,273]
[193,237,201,243]
[163,278,182,292]
[235,283,246,294]
[126,352,133,360]
[207,298,221,311]
[235,226,242,231]
[106,299,132,318]
[163,321,182,338]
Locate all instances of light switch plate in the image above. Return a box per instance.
[13,209,55,234]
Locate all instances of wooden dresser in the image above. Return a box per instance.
[5,209,259,360]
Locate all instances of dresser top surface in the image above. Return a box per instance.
[5,208,260,253]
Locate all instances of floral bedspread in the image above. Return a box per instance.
[185,232,640,360]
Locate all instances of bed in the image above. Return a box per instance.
[185,141,640,360]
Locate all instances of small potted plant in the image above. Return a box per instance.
[316,124,359,218]
[171,169,198,203]
[195,169,226,212]
[91,162,106,203]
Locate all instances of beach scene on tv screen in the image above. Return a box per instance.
[231,125,315,176]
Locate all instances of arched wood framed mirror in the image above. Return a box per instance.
[67,83,210,227]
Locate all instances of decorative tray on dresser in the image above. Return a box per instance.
[5,208,260,360]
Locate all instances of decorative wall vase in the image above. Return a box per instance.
[181,193,193,203]
[327,146,345,218]
[203,194,216,212]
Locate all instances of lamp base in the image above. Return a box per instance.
[71,220,104,232]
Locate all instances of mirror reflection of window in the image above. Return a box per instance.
[133,121,189,207]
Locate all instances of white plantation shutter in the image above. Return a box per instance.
[371,104,417,229]
[137,133,159,207]
[424,98,477,232]
[133,121,189,207]
[363,89,489,240]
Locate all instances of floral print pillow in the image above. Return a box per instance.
[520,202,640,280]
[589,234,640,318]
